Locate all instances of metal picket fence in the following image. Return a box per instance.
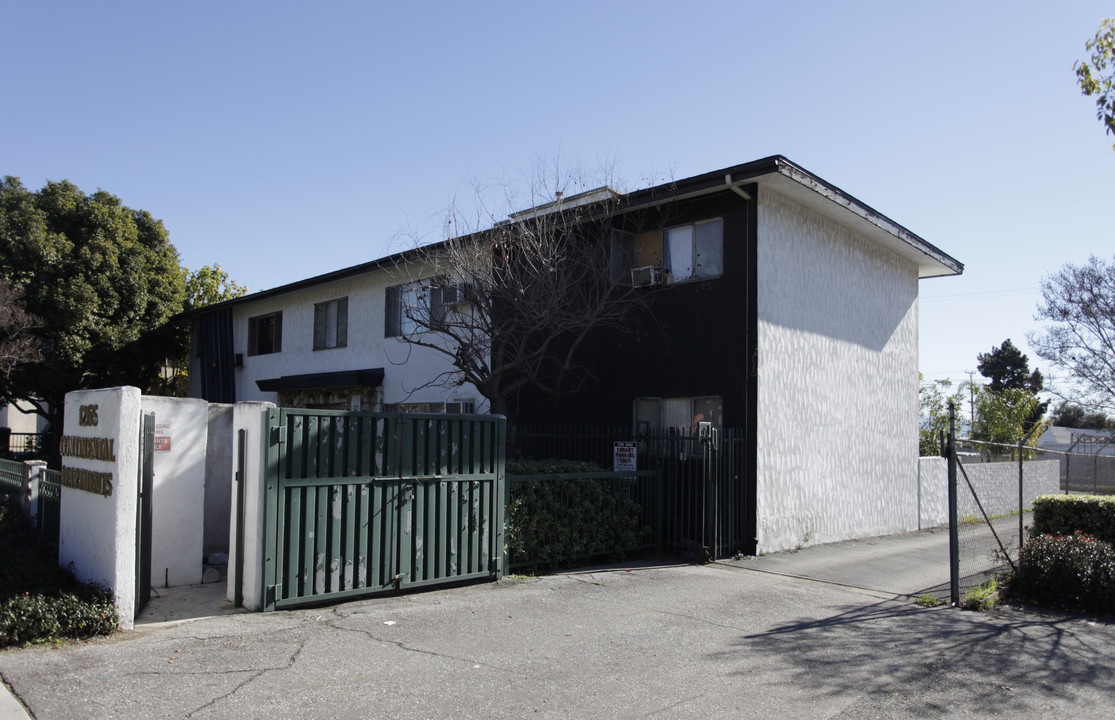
[508,425,751,560]
[0,458,61,544]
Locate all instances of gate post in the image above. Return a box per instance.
[21,460,46,521]
[947,401,960,606]
[58,387,143,629]
[261,406,281,611]
[495,416,507,579]
[227,402,277,612]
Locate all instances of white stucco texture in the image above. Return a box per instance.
[916,457,1060,528]
[228,402,275,611]
[141,396,209,587]
[59,386,141,630]
[755,188,920,552]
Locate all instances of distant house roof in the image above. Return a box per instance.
[1039,425,1115,451]
[192,155,962,314]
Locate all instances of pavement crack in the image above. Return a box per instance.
[646,691,706,716]
[172,639,305,718]
[183,670,264,718]
[324,617,532,678]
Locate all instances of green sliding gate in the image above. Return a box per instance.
[262,409,506,611]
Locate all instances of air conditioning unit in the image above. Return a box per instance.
[630,265,662,288]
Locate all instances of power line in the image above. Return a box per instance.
[920,286,1037,302]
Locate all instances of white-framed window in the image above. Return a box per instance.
[447,398,476,414]
[313,297,348,350]
[247,312,282,356]
[665,219,723,282]
[615,218,724,286]
[385,280,458,337]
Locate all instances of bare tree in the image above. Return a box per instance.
[0,280,42,380]
[1028,255,1115,414]
[387,169,659,418]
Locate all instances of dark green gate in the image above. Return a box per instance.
[135,412,155,615]
[262,409,506,611]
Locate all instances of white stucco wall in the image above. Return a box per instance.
[140,396,208,587]
[755,188,920,552]
[59,387,141,630]
[917,456,948,528]
[230,267,485,411]
[916,457,1060,527]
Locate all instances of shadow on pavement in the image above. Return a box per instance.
[722,598,1115,715]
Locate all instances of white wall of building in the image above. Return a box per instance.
[0,399,47,434]
[230,267,485,411]
[140,396,209,588]
[755,187,921,552]
[59,387,142,630]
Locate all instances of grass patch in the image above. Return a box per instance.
[0,497,117,647]
[915,593,942,608]
[962,579,1000,611]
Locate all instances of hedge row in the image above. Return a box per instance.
[1030,494,1115,545]
[507,458,645,570]
[0,498,117,646]
[1009,532,1115,615]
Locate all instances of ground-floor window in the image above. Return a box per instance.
[634,395,722,434]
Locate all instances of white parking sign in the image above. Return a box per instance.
[613,441,637,472]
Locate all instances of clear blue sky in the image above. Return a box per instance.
[3,1,1113,402]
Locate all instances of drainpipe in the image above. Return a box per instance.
[724,174,752,201]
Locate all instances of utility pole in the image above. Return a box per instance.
[965,370,977,434]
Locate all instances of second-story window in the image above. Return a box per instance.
[665,218,723,282]
[313,297,348,350]
[618,218,724,286]
[248,312,282,356]
[385,280,456,337]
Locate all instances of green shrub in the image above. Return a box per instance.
[1008,532,1115,615]
[508,459,646,569]
[0,498,118,646]
[507,458,606,476]
[0,590,118,646]
[1031,494,1115,545]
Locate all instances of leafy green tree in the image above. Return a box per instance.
[970,385,1049,457]
[0,176,185,436]
[184,263,246,311]
[919,376,963,456]
[0,280,41,380]
[1049,401,1113,430]
[1075,18,1115,149]
[976,339,1043,393]
[976,339,1048,431]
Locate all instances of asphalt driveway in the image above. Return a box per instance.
[1,533,1113,719]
